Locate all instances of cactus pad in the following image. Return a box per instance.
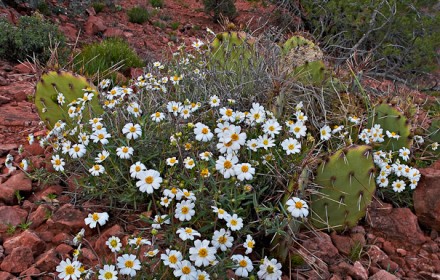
[368,103,412,151]
[311,145,376,231]
[210,31,255,70]
[35,71,103,130]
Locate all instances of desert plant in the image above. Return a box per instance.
[92,1,106,13]
[0,16,66,64]
[127,6,150,24]
[73,37,144,81]
[150,0,164,8]
[203,0,237,22]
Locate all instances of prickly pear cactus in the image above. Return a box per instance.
[280,35,330,86]
[35,71,103,130]
[210,31,255,70]
[368,103,412,151]
[311,145,376,231]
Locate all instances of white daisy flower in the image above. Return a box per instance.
[51,155,65,172]
[263,119,282,137]
[209,95,220,107]
[160,196,172,207]
[281,138,301,155]
[246,139,259,151]
[56,258,81,280]
[215,155,238,179]
[145,249,159,257]
[231,255,254,277]
[243,235,255,254]
[225,214,243,231]
[257,257,282,280]
[167,101,183,116]
[199,151,212,161]
[212,228,234,252]
[320,125,332,141]
[234,163,255,181]
[122,123,142,140]
[130,161,146,179]
[189,239,217,267]
[175,200,195,221]
[286,197,309,218]
[376,176,389,188]
[161,249,183,268]
[105,236,122,253]
[173,260,197,279]
[89,164,105,176]
[128,237,151,249]
[392,180,406,193]
[69,144,86,159]
[194,122,214,142]
[258,134,275,150]
[91,129,111,145]
[166,157,179,166]
[183,157,196,169]
[95,150,109,163]
[117,254,141,277]
[399,147,410,161]
[98,264,117,280]
[136,169,162,193]
[116,146,134,159]
[176,227,201,241]
[84,212,109,228]
[151,112,165,122]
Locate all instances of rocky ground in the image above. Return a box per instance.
[1,1,440,280]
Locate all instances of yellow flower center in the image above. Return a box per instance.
[110,239,118,247]
[288,144,295,150]
[200,169,209,177]
[230,219,237,226]
[185,228,192,234]
[181,206,189,214]
[198,248,208,258]
[321,130,327,136]
[225,109,233,117]
[201,127,209,134]
[218,236,228,244]
[294,127,300,133]
[98,134,104,139]
[171,188,178,194]
[267,265,275,274]
[169,255,177,263]
[125,260,134,268]
[135,166,141,172]
[94,165,100,171]
[224,161,232,169]
[145,176,154,184]
[269,126,275,131]
[239,259,248,267]
[55,159,61,165]
[231,133,239,141]
[65,265,75,275]
[247,241,254,248]
[263,139,269,145]
[122,147,129,153]
[92,213,99,221]
[295,201,303,209]
[104,271,113,279]
[74,146,80,152]
[182,266,191,275]
[129,126,136,133]
[241,165,249,173]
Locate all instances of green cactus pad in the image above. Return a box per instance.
[311,145,376,231]
[210,31,255,70]
[368,103,412,151]
[35,71,103,130]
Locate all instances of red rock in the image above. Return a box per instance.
[382,241,395,255]
[104,27,124,38]
[34,248,59,272]
[368,270,399,280]
[0,246,34,273]
[0,205,27,231]
[94,224,124,256]
[0,184,16,204]
[0,83,34,102]
[396,248,407,257]
[3,230,45,257]
[52,232,72,245]
[332,261,368,280]
[423,242,439,253]
[130,67,144,79]
[1,171,32,191]
[378,259,399,273]
[29,205,51,229]
[414,162,440,231]
[29,184,63,202]
[55,243,73,258]
[81,247,98,266]
[368,204,426,246]
[331,232,355,255]
[0,271,15,280]
[59,23,79,41]
[20,266,41,277]
[302,232,340,265]
[50,203,87,233]
[13,62,36,74]
[367,245,388,264]
[84,15,106,35]
[22,143,45,156]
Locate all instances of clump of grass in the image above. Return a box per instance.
[74,37,144,82]
[92,2,106,13]
[150,0,164,8]
[170,21,180,30]
[127,6,150,24]
[348,241,364,263]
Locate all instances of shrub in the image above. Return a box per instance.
[150,0,164,8]
[203,0,237,22]
[0,16,66,64]
[170,21,180,30]
[127,6,150,24]
[74,37,144,81]
[91,2,106,13]
[298,0,440,77]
